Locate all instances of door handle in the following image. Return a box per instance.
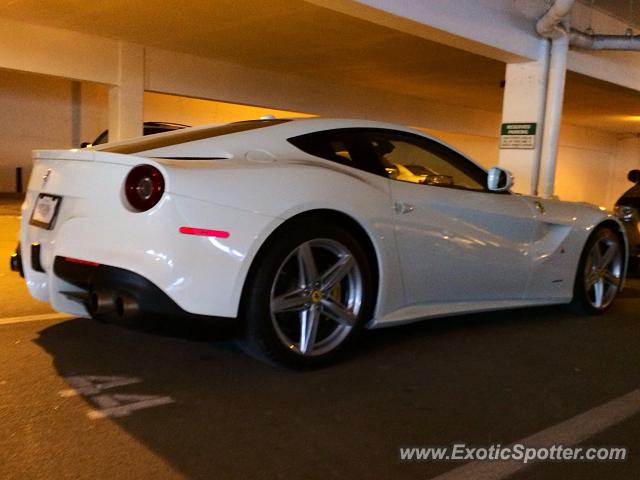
[394,201,415,215]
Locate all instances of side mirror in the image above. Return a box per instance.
[487,167,514,192]
[628,169,640,183]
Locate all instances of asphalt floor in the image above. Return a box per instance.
[1,196,639,479]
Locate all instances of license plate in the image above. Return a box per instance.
[30,194,62,230]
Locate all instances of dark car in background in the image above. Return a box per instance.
[615,169,640,269]
[81,122,190,147]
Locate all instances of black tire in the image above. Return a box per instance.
[240,218,375,368]
[569,226,624,315]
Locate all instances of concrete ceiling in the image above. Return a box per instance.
[1,0,640,134]
[579,0,640,29]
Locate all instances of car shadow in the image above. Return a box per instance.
[34,284,640,480]
[97,312,238,342]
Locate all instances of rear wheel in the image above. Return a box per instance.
[241,220,374,368]
[570,226,624,314]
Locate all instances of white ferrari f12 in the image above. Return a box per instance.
[12,118,628,367]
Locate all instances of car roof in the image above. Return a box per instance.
[93,117,483,171]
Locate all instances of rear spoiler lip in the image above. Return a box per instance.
[32,149,233,163]
[33,149,96,161]
[148,156,229,160]
[32,150,236,169]
[31,149,147,167]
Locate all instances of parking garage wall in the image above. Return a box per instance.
[0,70,107,192]
[143,92,313,127]
[556,126,620,208]
[0,74,633,209]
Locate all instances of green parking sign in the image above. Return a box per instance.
[500,123,537,149]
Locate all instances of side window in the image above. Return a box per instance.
[93,131,109,146]
[327,139,353,162]
[368,131,487,192]
[288,131,358,165]
[287,129,384,176]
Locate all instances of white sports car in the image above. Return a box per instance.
[11,118,628,367]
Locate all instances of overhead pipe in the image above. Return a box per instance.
[536,0,576,39]
[528,40,551,196]
[533,0,640,196]
[570,29,640,50]
[535,0,575,198]
[539,33,570,199]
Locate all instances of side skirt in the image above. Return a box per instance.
[368,298,571,329]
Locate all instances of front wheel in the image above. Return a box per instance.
[570,226,624,314]
[241,220,375,368]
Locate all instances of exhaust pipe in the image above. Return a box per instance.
[89,290,115,316]
[115,295,139,319]
[88,291,140,320]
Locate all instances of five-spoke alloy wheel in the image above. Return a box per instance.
[572,226,624,314]
[241,219,374,367]
[270,238,363,356]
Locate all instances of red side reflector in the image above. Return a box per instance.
[179,227,230,238]
[64,257,100,266]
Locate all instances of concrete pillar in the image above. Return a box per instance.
[498,44,549,195]
[108,42,144,142]
[70,81,81,147]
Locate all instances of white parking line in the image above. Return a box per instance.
[59,375,143,397]
[430,388,640,480]
[58,375,176,419]
[87,394,175,419]
[0,312,72,326]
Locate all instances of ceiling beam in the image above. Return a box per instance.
[0,17,119,85]
[304,0,544,62]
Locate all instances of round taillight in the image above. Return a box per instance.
[125,164,165,212]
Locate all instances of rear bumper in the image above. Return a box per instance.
[53,256,234,326]
[20,191,280,318]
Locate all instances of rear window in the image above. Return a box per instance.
[96,119,290,154]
